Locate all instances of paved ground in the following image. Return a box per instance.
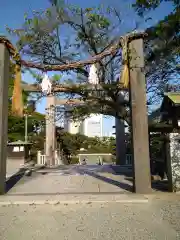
[6,164,169,195]
[0,195,180,240]
[6,165,133,195]
[6,159,23,179]
[7,172,133,195]
[3,164,180,239]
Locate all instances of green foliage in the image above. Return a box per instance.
[8,112,45,142]
[7,4,123,118]
[133,0,180,105]
[29,132,45,161]
[7,1,180,123]
[133,0,179,16]
[149,133,165,160]
[69,156,79,164]
[57,130,115,156]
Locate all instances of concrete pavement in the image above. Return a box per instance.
[5,164,169,196]
[0,196,180,240]
[2,164,180,239]
[6,170,133,195]
[6,159,23,179]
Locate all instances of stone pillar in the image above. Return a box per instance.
[45,94,56,166]
[129,38,151,193]
[168,133,180,192]
[115,117,126,165]
[0,43,10,194]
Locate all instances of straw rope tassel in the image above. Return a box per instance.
[0,37,23,117]
[120,37,129,89]
[12,64,23,117]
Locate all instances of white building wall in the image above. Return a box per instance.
[68,121,81,134]
[63,105,82,134]
[83,114,103,138]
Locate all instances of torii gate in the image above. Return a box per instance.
[0,32,151,194]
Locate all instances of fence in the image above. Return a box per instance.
[37,150,65,165]
[37,151,133,166]
[78,153,133,165]
[78,153,113,165]
[37,151,46,165]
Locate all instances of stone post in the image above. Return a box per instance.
[45,94,56,166]
[129,37,151,193]
[0,43,10,194]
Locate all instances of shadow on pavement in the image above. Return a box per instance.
[77,168,133,192]
[124,176,169,192]
[110,165,133,177]
[151,180,169,192]
[5,171,25,193]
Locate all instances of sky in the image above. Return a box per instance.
[0,0,173,136]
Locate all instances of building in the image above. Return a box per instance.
[7,140,32,163]
[63,112,103,138]
[63,101,103,137]
[64,120,82,134]
[82,114,103,138]
[63,105,82,134]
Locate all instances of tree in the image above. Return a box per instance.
[7,1,179,123]
[133,0,180,106]
[56,129,115,157]
[7,4,132,124]
[133,0,179,16]
[8,112,45,142]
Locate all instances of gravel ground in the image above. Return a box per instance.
[0,198,180,240]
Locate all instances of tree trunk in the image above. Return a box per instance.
[115,117,126,165]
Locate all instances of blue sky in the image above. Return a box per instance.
[0,0,172,136]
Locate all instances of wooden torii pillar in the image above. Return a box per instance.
[129,37,151,193]
[0,42,9,194]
